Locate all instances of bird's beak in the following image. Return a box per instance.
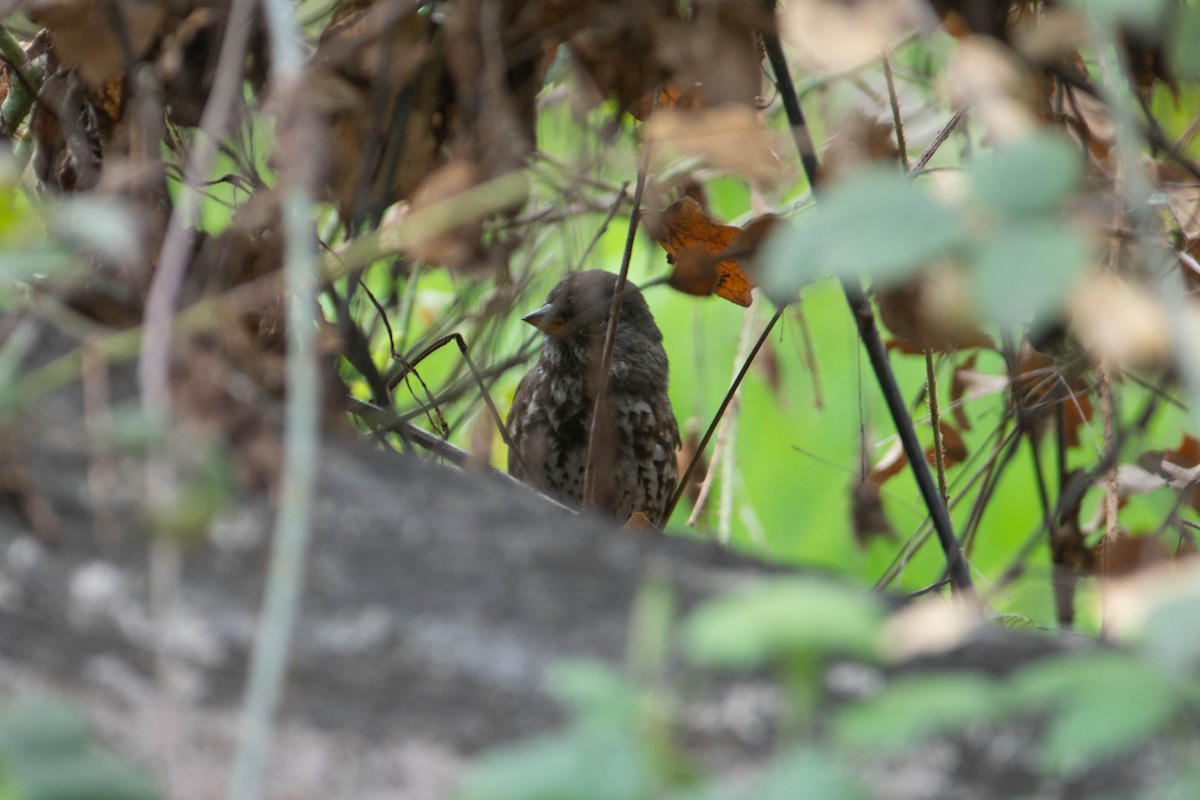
[522,304,567,337]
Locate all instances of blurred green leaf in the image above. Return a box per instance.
[0,251,75,286]
[761,169,965,301]
[51,200,142,264]
[1068,0,1167,33]
[683,578,883,670]
[834,672,1005,753]
[1010,652,1177,776]
[545,662,639,732]
[1150,760,1200,800]
[969,222,1091,328]
[2,751,160,800]
[968,134,1084,217]
[0,699,90,761]
[1168,6,1200,79]
[752,747,867,800]
[1135,594,1200,675]
[0,697,159,800]
[456,729,649,800]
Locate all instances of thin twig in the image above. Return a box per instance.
[582,91,658,511]
[910,108,965,175]
[924,351,949,504]
[665,307,784,523]
[139,0,257,420]
[882,52,909,171]
[226,0,320,797]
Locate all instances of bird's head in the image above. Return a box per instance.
[522,270,660,349]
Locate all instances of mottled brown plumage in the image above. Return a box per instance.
[507,270,680,526]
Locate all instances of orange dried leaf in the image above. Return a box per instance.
[655,197,759,307]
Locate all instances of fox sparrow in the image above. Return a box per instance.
[507,270,680,526]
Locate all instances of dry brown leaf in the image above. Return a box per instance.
[1137,434,1200,513]
[654,197,759,307]
[876,266,992,353]
[1090,531,1171,578]
[851,478,897,549]
[926,422,967,469]
[645,104,784,188]
[655,5,765,109]
[946,35,1038,144]
[1104,555,1200,639]
[1047,66,1115,164]
[949,353,979,431]
[31,0,166,87]
[821,111,900,182]
[782,0,936,74]
[1070,272,1171,369]
[866,439,908,488]
[402,160,485,272]
[1158,160,1200,238]
[882,597,984,662]
[568,2,675,113]
[1012,6,1089,64]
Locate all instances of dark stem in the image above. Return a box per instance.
[761,0,973,594]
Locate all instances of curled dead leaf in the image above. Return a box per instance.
[1090,531,1172,578]
[645,104,785,188]
[654,197,766,307]
[403,161,484,271]
[1070,272,1171,369]
[851,478,897,549]
[781,0,936,75]
[876,265,992,353]
[946,36,1038,144]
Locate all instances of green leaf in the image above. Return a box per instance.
[1136,594,1200,675]
[456,730,648,800]
[1068,0,1167,33]
[760,169,965,301]
[970,222,1091,328]
[0,698,159,800]
[0,699,90,762]
[834,672,1005,753]
[969,133,1084,217]
[683,578,883,670]
[4,751,159,800]
[1010,652,1178,776]
[51,200,142,264]
[1168,6,1200,79]
[753,747,867,800]
[545,662,638,732]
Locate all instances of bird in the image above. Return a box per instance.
[506,270,681,527]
